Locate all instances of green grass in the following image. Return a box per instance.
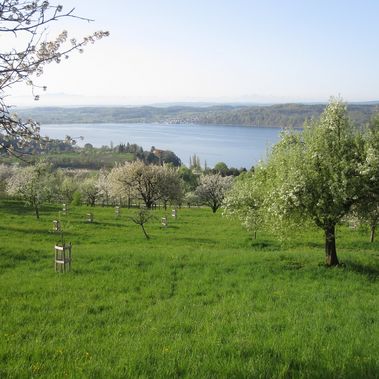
[0,199,378,378]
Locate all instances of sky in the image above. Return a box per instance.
[6,0,379,106]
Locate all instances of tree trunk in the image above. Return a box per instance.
[370,224,376,243]
[325,225,339,266]
[141,224,150,239]
[35,205,40,219]
[145,201,153,209]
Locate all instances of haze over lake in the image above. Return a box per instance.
[40,123,283,168]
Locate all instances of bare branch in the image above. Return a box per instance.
[0,0,109,157]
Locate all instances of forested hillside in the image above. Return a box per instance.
[16,103,379,128]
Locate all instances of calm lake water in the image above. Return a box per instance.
[40,123,283,169]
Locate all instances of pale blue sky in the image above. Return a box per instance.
[9,0,379,105]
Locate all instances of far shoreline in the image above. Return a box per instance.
[15,103,376,129]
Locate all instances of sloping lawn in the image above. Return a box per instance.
[0,200,378,378]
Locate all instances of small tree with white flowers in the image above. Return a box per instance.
[195,173,233,213]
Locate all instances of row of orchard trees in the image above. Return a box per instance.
[224,99,379,266]
[1,160,234,218]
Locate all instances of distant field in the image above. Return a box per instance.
[0,200,378,378]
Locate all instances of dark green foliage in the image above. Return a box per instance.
[213,161,229,175]
[143,151,160,165]
[159,150,181,166]
[178,166,199,191]
[0,135,76,157]
[211,161,246,176]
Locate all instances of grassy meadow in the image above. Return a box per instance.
[0,199,378,378]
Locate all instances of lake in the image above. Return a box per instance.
[40,123,283,169]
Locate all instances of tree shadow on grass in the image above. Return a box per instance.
[343,260,379,281]
[0,201,59,215]
[0,202,35,217]
[238,347,378,379]
[161,225,180,230]
[283,359,378,379]
[0,248,49,271]
[176,236,217,245]
[250,239,282,251]
[91,221,126,228]
[282,239,324,250]
[0,224,49,235]
[306,241,324,249]
[0,224,75,240]
[77,220,103,226]
[341,240,379,252]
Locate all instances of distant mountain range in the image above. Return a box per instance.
[15,103,379,128]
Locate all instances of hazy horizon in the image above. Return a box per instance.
[10,93,379,109]
[5,1,379,107]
